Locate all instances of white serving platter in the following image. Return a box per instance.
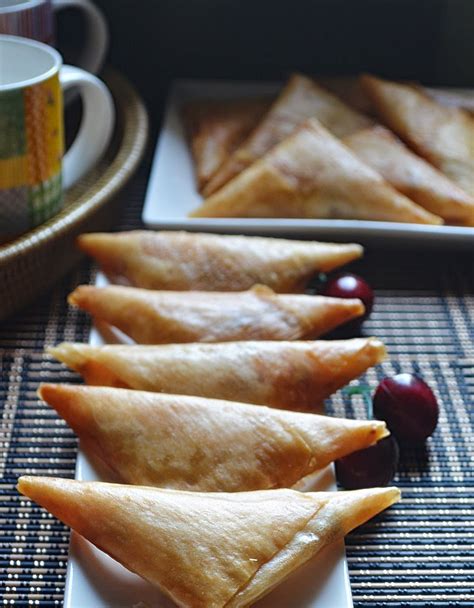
[63,273,354,608]
[142,79,474,248]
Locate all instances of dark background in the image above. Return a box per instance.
[58,0,474,118]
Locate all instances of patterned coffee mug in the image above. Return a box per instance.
[0,0,108,74]
[0,35,115,238]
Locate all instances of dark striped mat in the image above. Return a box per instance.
[0,158,473,607]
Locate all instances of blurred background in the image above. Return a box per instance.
[57,0,474,121]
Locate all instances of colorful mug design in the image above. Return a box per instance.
[0,35,115,238]
[0,74,63,229]
[0,0,108,74]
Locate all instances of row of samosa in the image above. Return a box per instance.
[19,230,400,607]
[185,73,474,225]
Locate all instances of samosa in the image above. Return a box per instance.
[39,383,388,491]
[182,97,271,191]
[77,230,363,293]
[203,72,373,195]
[317,75,375,115]
[18,476,400,608]
[47,338,386,411]
[192,118,441,224]
[68,284,364,344]
[344,125,474,225]
[361,74,474,196]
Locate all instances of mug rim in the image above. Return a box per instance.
[0,0,46,15]
[0,34,62,91]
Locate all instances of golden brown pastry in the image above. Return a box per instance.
[68,284,364,344]
[344,126,474,225]
[77,230,363,293]
[316,75,375,115]
[182,98,271,191]
[47,338,386,411]
[203,73,373,195]
[423,87,474,114]
[361,74,474,196]
[18,477,400,607]
[192,119,442,224]
[39,383,388,491]
[319,76,474,116]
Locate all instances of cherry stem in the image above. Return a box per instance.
[343,385,374,419]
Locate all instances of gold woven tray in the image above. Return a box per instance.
[0,68,149,321]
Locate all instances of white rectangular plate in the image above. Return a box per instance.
[142,79,474,248]
[63,273,354,608]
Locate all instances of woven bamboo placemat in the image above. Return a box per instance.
[0,156,473,607]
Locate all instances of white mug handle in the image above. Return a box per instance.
[52,0,109,74]
[60,65,115,189]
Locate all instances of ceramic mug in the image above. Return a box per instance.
[0,0,108,74]
[0,34,115,237]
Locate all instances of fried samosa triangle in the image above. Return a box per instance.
[203,72,373,196]
[344,126,474,226]
[182,97,271,191]
[192,118,442,224]
[316,75,376,115]
[77,230,363,293]
[47,338,386,411]
[361,74,474,196]
[68,284,364,344]
[39,384,388,491]
[18,477,400,608]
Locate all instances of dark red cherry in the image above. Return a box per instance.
[322,273,374,320]
[373,374,439,443]
[336,435,399,489]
